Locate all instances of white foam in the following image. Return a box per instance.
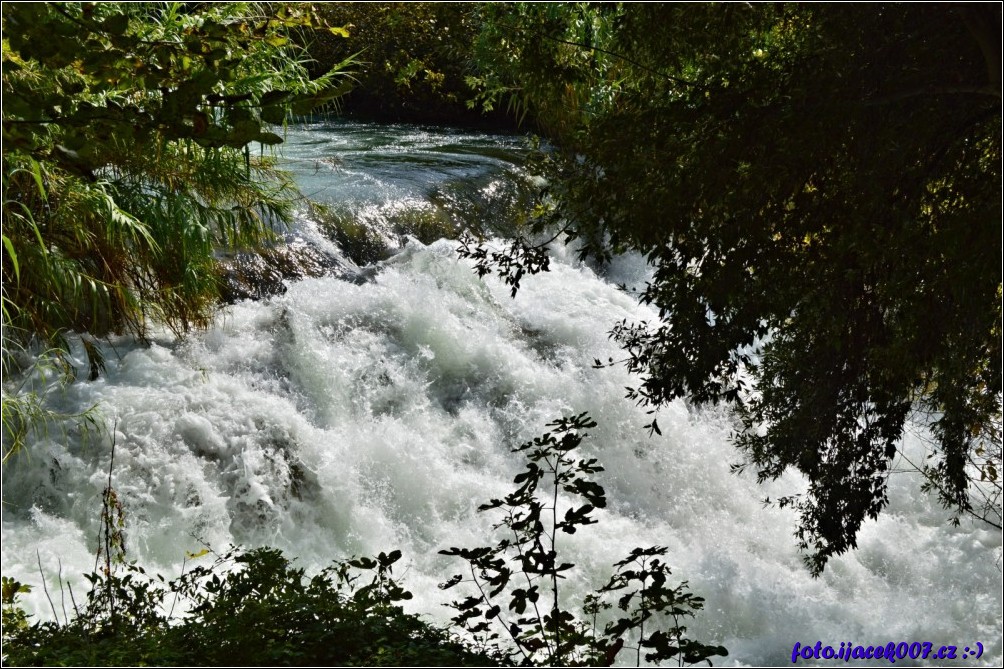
[3,238,1000,665]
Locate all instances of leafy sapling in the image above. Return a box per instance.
[440,413,727,666]
[600,547,727,666]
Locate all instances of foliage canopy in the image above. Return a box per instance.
[2,1,351,342]
[306,2,501,126]
[467,3,1002,574]
[1,2,353,457]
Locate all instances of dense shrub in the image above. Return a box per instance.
[2,548,499,667]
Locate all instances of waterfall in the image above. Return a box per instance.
[3,121,1000,665]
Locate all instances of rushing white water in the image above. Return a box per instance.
[2,122,1001,666]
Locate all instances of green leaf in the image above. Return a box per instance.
[101,12,129,36]
[256,131,284,145]
[3,235,20,284]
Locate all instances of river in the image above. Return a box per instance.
[2,120,1000,665]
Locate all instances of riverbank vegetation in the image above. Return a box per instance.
[1,2,352,459]
[2,546,499,666]
[305,3,511,128]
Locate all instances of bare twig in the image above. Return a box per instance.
[169,555,187,619]
[57,557,68,625]
[895,447,1003,531]
[36,549,59,622]
[67,580,81,620]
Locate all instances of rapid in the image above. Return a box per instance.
[2,121,1000,665]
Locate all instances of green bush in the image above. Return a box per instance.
[2,2,352,343]
[2,548,499,667]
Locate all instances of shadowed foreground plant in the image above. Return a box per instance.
[1,546,500,667]
[440,412,727,666]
